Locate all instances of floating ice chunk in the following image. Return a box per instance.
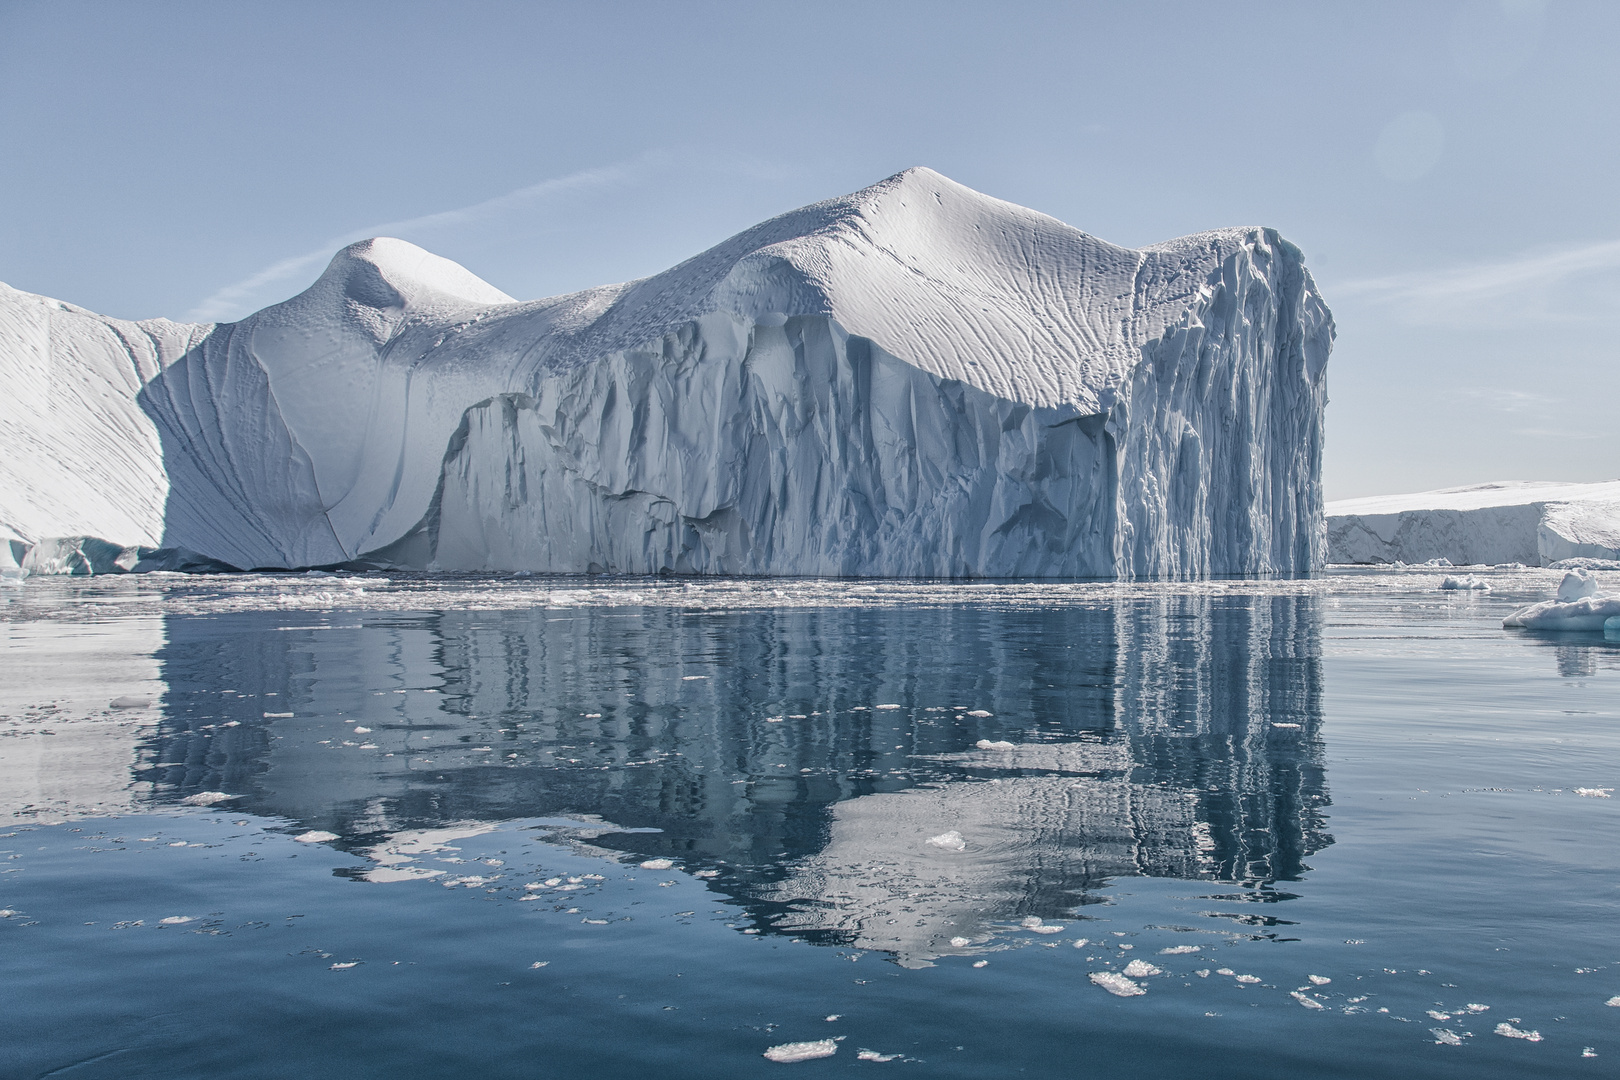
[1431,1028,1464,1046]
[1290,991,1325,1010]
[530,961,548,968]
[1583,1048,1598,1058]
[1072,939,1089,949]
[926,830,966,852]
[1160,945,1201,954]
[1575,788,1613,798]
[763,1038,840,1062]
[1465,1003,1490,1012]
[1559,570,1600,601]
[159,916,194,925]
[965,710,993,718]
[1606,995,1620,1007]
[1233,974,1261,985]
[330,961,359,970]
[1122,960,1162,978]
[181,791,238,806]
[972,960,988,968]
[874,704,902,711]
[1503,593,1620,631]
[693,870,720,878]
[295,830,339,843]
[1426,1010,1451,1021]
[1494,1022,1542,1041]
[857,1050,901,1062]
[1090,971,1146,997]
[1439,575,1490,592]
[640,859,675,870]
[949,936,971,948]
[264,711,294,718]
[1215,968,1235,976]
[109,696,151,709]
[974,739,1015,750]
[682,676,707,681]
[1195,969,1211,978]
[824,1015,840,1022]
[352,727,371,734]
[1308,975,1331,985]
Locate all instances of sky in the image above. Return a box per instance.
[1,0,1616,500]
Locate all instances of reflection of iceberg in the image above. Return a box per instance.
[0,618,167,820]
[137,589,1328,961]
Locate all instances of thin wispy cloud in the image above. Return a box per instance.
[1460,387,1559,413]
[185,153,666,323]
[1334,238,1620,325]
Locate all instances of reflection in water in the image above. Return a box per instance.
[141,593,1329,961]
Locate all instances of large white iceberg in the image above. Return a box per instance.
[1327,481,1620,567]
[1,168,1333,577]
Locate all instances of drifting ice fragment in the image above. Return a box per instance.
[1439,575,1489,591]
[857,1050,901,1062]
[1122,960,1162,978]
[1308,975,1331,985]
[295,831,339,843]
[1290,992,1325,1010]
[1605,996,1620,1007]
[926,831,966,852]
[1431,1029,1464,1046]
[949,937,971,948]
[109,696,150,709]
[158,916,193,925]
[1090,972,1146,997]
[1575,788,1613,798]
[763,1039,840,1062]
[180,791,237,806]
[1494,1023,1542,1041]
[974,739,1015,750]
[1160,945,1201,955]
[639,859,674,870]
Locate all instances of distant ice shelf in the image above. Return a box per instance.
[1,168,1334,578]
[1327,481,1620,567]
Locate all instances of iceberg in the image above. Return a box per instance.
[1503,570,1620,631]
[1327,481,1620,567]
[1,168,1333,577]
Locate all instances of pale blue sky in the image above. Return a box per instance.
[2,0,1616,499]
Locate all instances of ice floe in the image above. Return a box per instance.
[1494,1022,1542,1041]
[925,830,966,852]
[1089,971,1146,997]
[763,1038,840,1062]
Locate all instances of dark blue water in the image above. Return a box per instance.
[1,570,1616,1077]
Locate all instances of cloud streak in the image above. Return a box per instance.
[1334,238,1620,325]
[185,154,664,323]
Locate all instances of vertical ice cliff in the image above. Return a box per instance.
[1,168,1334,577]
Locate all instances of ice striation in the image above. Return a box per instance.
[1,168,1333,577]
[1327,481,1620,568]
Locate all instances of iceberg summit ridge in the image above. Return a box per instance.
[0,168,1334,578]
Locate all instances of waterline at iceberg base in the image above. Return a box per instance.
[0,168,1333,579]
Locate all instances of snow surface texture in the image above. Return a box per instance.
[1327,481,1620,567]
[1,169,1334,577]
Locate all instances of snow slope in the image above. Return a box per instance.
[1,168,1334,577]
[1326,481,1620,566]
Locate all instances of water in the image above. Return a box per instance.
[1,569,1616,1077]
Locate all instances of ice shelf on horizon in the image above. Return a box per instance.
[1,167,1334,578]
[1327,480,1620,568]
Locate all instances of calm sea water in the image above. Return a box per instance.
[1,569,1616,1078]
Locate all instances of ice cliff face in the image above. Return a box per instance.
[1,168,1334,577]
[1327,481,1620,567]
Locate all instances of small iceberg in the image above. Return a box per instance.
[763,1038,840,1063]
[1503,571,1620,631]
[1438,574,1489,591]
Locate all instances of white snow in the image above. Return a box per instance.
[1328,480,1620,566]
[1,169,1331,579]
